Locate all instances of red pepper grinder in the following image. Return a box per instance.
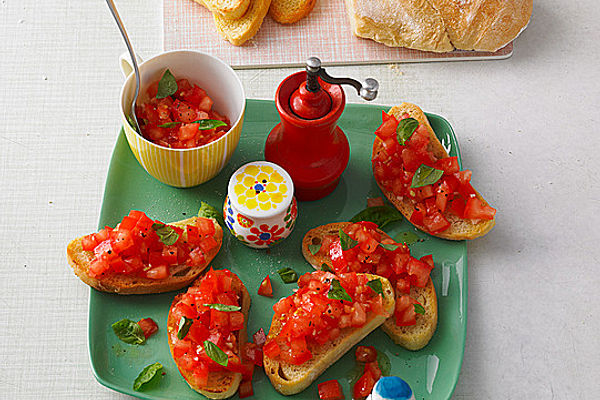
[265,57,379,201]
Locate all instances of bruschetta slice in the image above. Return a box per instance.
[67,211,222,294]
[263,271,394,395]
[302,222,437,351]
[167,269,252,399]
[372,103,496,240]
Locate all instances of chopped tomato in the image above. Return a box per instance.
[238,380,253,398]
[253,328,267,348]
[353,370,376,399]
[355,345,377,363]
[243,342,263,367]
[257,275,273,297]
[137,318,158,339]
[464,197,496,220]
[263,340,281,358]
[318,379,344,400]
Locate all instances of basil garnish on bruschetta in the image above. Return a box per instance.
[177,316,193,340]
[204,340,228,366]
[339,228,358,251]
[350,205,403,229]
[203,303,242,312]
[327,279,353,302]
[367,278,384,296]
[151,222,180,246]
[308,243,321,255]
[396,117,418,145]
[112,318,146,345]
[411,164,443,188]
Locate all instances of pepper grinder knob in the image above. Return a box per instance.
[304,57,379,101]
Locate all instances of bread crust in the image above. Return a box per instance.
[269,0,317,24]
[372,103,495,240]
[429,0,533,51]
[167,271,250,399]
[201,0,272,46]
[345,0,532,52]
[263,273,394,395]
[197,0,252,20]
[66,217,223,295]
[302,222,438,351]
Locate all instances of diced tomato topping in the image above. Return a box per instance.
[371,113,495,235]
[464,197,496,220]
[318,379,344,400]
[137,318,158,339]
[354,370,376,399]
[135,74,230,149]
[263,340,281,358]
[167,269,250,382]
[257,275,273,297]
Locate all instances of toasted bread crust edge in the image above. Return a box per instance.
[302,222,438,351]
[269,0,317,24]
[373,103,495,240]
[167,271,250,399]
[66,217,223,295]
[263,273,394,395]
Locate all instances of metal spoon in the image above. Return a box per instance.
[105,0,141,134]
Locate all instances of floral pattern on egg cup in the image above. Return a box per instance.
[232,164,289,213]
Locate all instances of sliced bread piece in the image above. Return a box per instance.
[269,0,316,24]
[67,217,222,295]
[194,0,251,20]
[167,269,251,399]
[302,222,438,351]
[372,103,495,240]
[209,0,272,46]
[263,272,394,395]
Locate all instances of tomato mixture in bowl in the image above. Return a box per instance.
[81,210,219,279]
[315,221,434,327]
[372,111,496,234]
[135,70,231,149]
[263,271,387,366]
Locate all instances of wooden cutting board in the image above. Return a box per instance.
[163,0,513,68]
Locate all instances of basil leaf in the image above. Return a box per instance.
[339,229,358,251]
[396,118,418,145]
[112,319,146,345]
[156,69,178,99]
[411,164,443,188]
[367,279,384,296]
[133,362,163,391]
[157,121,181,128]
[321,263,332,273]
[177,316,193,340]
[350,206,403,229]
[379,243,399,251]
[327,279,353,302]
[126,115,139,133]
[151,222,180,246]
[395,231,420,246]
[308,243,321,255]
[377,350,392,376]
[203,303,241,312]
[204,340,228,366]
[414,303,425,315]
[197,201,225,227]
[192,119,228,130]
[278,267,298,284]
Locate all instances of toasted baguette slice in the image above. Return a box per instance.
[67,217,222,295]
[269,0,316,24]
[263,272,394,395]
[302,222,437,351]
[203,0,272,46]
[194,0,251,20]
[373,103,496,240]
[167,270,250,399]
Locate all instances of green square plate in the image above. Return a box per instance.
[89,99,466,400]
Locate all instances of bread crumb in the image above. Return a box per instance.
[388,64,404,75]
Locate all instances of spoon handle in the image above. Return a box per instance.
[105,0,142,133]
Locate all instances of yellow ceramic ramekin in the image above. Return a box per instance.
[119,50,245,188]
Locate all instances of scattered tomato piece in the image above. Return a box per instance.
[137,318,158,339]
[318,379,344,400]
[257,275,273,297]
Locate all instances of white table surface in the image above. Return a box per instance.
[1,0,599,399]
